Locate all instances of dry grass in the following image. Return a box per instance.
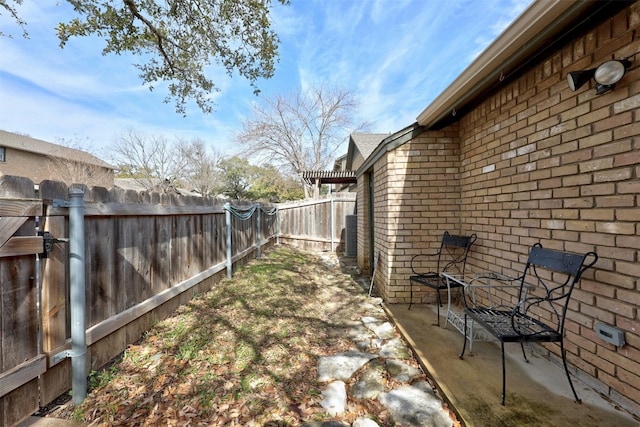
[47,246,415,426]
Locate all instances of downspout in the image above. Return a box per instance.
[68,188,87,404]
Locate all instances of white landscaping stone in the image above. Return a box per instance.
[378,381,453,427]
[380,337,411,359]
[320,381,347,416]
[352,417,380,427]
[317,350,377,382]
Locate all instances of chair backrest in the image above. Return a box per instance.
[438,231,477,275]
[518,243,598,332]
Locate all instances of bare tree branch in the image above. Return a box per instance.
[235,85,368,197]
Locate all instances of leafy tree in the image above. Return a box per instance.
[0,0,26,37]
[247,164,304,202]
[234,85,367,197]
[1,0,289,114]
[216,156,303,202]
[216,156,257,200]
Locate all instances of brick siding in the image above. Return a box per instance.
[359,2,640,414]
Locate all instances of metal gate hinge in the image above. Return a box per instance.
[38,231,69,258]
[52,199,70,208]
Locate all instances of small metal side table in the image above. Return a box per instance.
[442,271,524,351]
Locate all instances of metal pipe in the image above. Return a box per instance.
[68,188,87,404]
[225,203,232,279]
[35,217,42,356]
[276,209,280,245]
[330,198,335,252]
[256,205,261,258]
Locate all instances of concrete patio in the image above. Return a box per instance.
[384,302,638,427]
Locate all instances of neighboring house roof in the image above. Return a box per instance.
[0,130,114,169]
[356,124,424,178]
[333,153,347,171]
[346,133,388,171]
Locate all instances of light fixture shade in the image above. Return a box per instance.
[567,69,595,91]
[594,60,630,85]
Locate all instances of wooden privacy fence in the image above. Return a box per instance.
[278,193,357,253]
[0,175,357,426]
[0,176,276,426]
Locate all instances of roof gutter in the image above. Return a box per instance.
[416,0,596,129]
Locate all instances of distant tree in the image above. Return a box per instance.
[234,85,367,197]
[215,156,303,202]
[47,135,114,187]
[179,139,223,197]
[216,156,257,200]
[1,0,289,114]
[112,129,188,193]
[247,164,304,202]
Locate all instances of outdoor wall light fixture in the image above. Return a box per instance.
[567,59,631,94]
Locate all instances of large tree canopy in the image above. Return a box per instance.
[234,86,367,197]
[1,0,289,114]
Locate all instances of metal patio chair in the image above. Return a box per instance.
[459,243,598,405]
[409,231,477,325]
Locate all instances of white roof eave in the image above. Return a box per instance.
[416,0,594,128]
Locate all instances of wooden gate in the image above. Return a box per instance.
[0,176,45,426]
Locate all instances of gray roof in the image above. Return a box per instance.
[0,130,113,169]
[350,133,388,161]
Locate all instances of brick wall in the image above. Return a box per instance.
[359,1,640,414]
[361,127,463,304]
[456,4,640,413]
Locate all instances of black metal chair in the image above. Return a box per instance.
[408,231,477,325]
[459,243,598,405]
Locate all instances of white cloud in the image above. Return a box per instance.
[0,0,535,159]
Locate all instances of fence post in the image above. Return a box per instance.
[276,208,280,245]
[256,204,262,258]
[330,198,335,252]
[225,203,232,279]
[68,187,87,404]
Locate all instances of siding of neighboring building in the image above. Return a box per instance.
[0,131,114,188]
[357,1,640,415]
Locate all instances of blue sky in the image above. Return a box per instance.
[0,0,532,159]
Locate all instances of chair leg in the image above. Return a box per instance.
[409,281,413,310]
[435,289,441,326]
[459,312,468,359]
[520,342,529,362]
[500,341,506,405]
[560,339,581,403]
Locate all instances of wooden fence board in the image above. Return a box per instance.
[2,181,347,422]
[1,256,37,369]
[0,236,43,257]
[0,199,42,217]
[0,355,46,397]
[0,216,28,248]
